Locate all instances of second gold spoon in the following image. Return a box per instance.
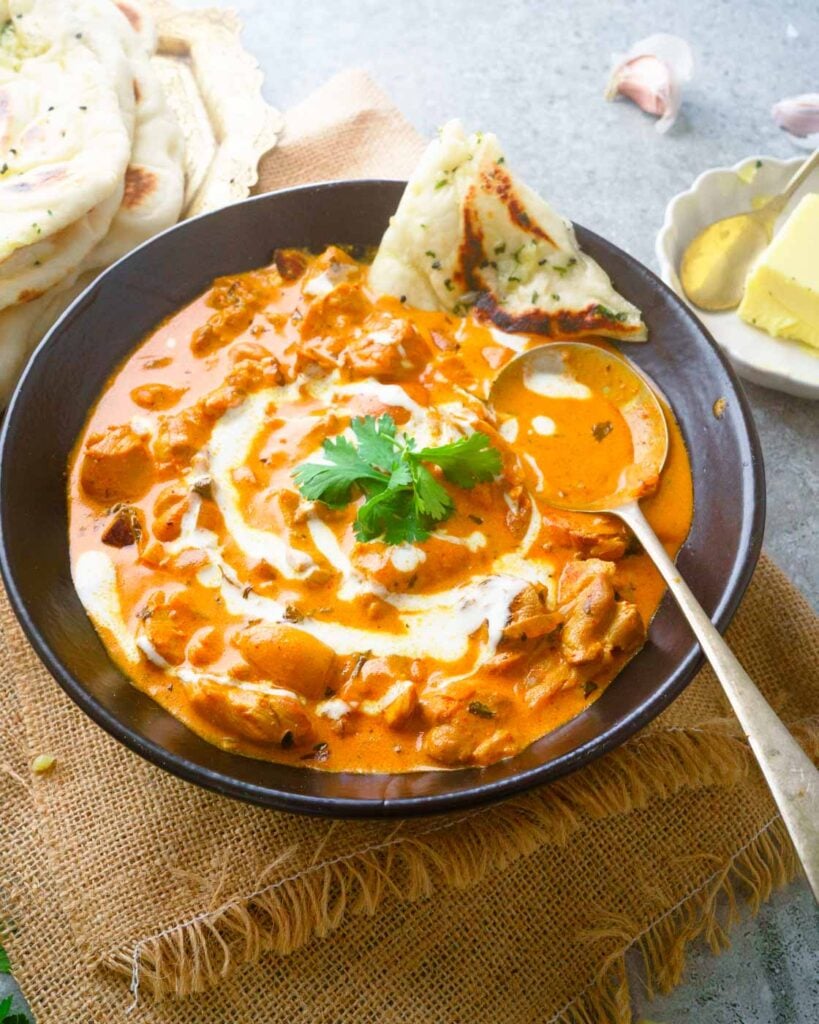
[680,150,819,311]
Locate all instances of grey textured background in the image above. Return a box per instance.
[7,2,818,1020]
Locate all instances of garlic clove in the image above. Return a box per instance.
[772,94,819,150]
[605,33,693,134]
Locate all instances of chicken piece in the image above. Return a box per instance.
[482,647,530,675]
[300,246,359,296]
[80,424,155,503]
[473,729,517,765]
[100,505,144,549]
[342,313,431,381]
[152,485,190,542]
[154,405,211,468]
[274,248,308,281]
[419,690,460,726]
[558,559,644,666]
[524,654,583,709]
[423,708,502,767]
[353,535,476,594]
[298,281,370,342]
[381,682,418,729]
[338,656,423,728]
[186,626,224,668]
[233,623,336,700]
[129,383,187,411]
[202,357,285,418]
[502,583,559,642]
[542,510,628,560]
[229,340,272,363]
[190,274,271,357]
[420,686,512,766]
[602,602,645,658]
[140,591,204,666]
[190,682,313,747]
[424,721,483,766]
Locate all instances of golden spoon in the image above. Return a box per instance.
[491,342,819,900]
[680,150,819,311]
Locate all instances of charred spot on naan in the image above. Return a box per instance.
[16,289,46,304]
[473,294,644,339]
[123,166,159,210]
[478,165,555,246]
[457,185,642,340]
[115,1,143,32]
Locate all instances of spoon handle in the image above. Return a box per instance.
[618,501,819,901]
[779,148,819,204]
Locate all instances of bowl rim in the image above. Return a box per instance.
[0,179,766,818]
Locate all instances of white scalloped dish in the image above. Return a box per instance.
[656,156,819,399]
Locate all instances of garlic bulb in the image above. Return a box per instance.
[772,94,819,150]
[605,34,694,134]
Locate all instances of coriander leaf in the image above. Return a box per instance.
[294,414,502,545]
[0,996,12,1022]
[384,495,431,545]
[355,488,430,545]
[0,946,8,973]
[592,303,627,323]
[387,461,413,488]
[409,461,453,521]
[293,434,385,506]
[468,700,495,719]
[417,432,502,488]
[350,415,399,473]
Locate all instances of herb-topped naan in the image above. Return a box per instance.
[371,121,647,341]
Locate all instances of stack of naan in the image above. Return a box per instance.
[0,0,185,401]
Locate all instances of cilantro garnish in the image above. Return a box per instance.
[293,415,502,544]
[468,700,495,718]
[592,304,628,323]
[0,941,32,1024]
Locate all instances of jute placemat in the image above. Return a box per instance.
[1,70,817,1024]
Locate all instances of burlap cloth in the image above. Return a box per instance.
[1,70,818,1024]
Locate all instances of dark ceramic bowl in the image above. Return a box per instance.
[0,181,765,817]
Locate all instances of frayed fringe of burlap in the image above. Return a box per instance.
[553,813,798,1024]
[106,718,818,1006]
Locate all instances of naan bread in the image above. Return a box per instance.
[0,31,184,402]
[0,186,125,309]
[0,277,82,400]
[0,0,140,285]
[90,57,184,267]
[112,0,157,54]
[370,121,646,341]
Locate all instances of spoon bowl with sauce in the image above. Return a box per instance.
[491,342,819,900]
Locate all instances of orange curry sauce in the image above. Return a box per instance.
[68,247,693,773]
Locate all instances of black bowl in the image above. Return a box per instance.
[0,181,765,817]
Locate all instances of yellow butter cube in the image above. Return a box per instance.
[738,193,819,350]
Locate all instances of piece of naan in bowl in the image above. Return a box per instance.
[371,120,646,341]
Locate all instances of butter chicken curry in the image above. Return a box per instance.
[69,246,693,772]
